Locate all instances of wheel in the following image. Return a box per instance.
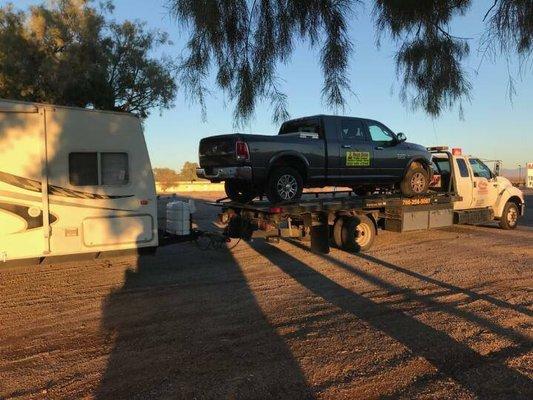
[341,215,376,252]
[266,166,304,203]
[332,217,345,248]
[400,163,429,197]
[224,180,256,203]
[499,201,519,230]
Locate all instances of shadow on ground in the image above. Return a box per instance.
[252,239,532,399]
[95,237,314,398]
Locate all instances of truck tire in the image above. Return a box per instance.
[499,201,519,230]
[266,167,304,203]
[332,217,345,248]
[341,215,376,252]
[224,180,256,203]
[400,163,429,197]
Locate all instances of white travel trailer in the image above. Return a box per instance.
[0,99,158,262]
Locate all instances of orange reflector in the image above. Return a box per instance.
[269,207,283,214]
[452,148,462,155]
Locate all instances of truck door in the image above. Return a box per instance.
[338,117,375,181]
[468,158,499,208]
[452,157,474,210]
[365,120,404,179]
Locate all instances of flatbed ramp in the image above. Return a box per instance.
[208,191,462,253]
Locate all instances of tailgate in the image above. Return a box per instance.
[199,135,240,168]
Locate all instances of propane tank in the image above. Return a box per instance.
[166,201,191,236]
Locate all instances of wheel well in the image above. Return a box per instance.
[407,158,432,178]
[508,195,522,207]
[269,156,308,179]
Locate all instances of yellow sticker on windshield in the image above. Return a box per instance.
[346,151,370,167]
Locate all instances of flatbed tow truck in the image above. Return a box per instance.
[208,147,525,253]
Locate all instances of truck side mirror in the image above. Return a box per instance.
[396,132,407,142]
[494,162,500,177]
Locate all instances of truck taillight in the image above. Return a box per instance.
[236,140,250,161]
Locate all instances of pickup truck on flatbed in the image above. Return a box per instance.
[210,147,525,253]
[197,115,432,203]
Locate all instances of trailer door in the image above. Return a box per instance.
[0,103,49,261]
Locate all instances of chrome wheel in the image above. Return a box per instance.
[507,206,518,227]
[276,174,298,200]
[355,222,372,248]
[410,172,426,193]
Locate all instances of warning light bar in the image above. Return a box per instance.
[452,148,462,155]
[427,146,449,152]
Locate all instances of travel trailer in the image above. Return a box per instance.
[0,99,158,262]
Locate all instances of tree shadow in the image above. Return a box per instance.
[251,240,532,399]
[352,252,532,318]
[95,239,314,399]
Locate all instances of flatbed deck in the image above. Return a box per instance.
[208,190,459,215]
[208,190,462,254]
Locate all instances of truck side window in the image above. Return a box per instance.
[456,159,470,178]
[469,158,492,179]
[69,152,98,186]
[367,122,395,144]
[341,118,366,141]
[101,153,129,185]
[279,120,320,136]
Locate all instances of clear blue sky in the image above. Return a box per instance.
[6,0,533,170]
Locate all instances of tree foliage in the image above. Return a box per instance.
[169,0,532,122]
[153,167,180,190]
[0,0,176,118]
[178,161,202,182]
[153,162,203,189]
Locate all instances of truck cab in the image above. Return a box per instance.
[430,147,525,229]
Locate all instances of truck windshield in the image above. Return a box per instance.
[279,119,321,136]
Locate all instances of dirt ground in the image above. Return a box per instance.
[1,192,532,399]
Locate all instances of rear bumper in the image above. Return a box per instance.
[196,166,252,181]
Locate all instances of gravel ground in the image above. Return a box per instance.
[0,192,531,399]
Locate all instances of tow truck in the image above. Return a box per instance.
[210,147,525,253]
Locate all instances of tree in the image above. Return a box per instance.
[178,161,203,181]
[153,167,180,191]
[0,0,177,118]
[169,0,532,123]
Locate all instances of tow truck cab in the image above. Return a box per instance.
[429,147,525,229]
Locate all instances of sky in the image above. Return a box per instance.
[5,0,533,170]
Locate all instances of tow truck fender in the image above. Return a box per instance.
[493,191,524,218]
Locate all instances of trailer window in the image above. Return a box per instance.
[69,153,98,186]
[69,152,129,186]
[456,158,470,178]
[101,153,129,185]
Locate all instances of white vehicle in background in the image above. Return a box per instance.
[429,147,525,229]
[0,99,158,263]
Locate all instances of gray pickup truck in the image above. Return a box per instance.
[197,115,432,203]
